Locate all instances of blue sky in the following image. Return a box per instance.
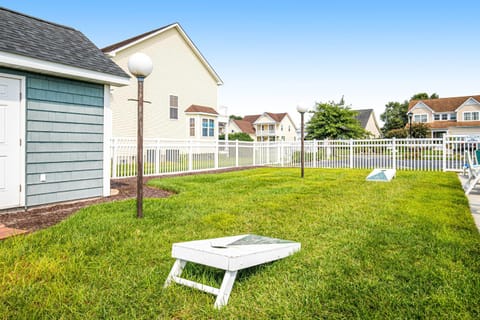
[3,1,480,125]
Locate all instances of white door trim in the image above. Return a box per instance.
[0,72,26,208]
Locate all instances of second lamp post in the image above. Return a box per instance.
[297,105,308,178]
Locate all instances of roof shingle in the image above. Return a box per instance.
[232,120,255,134]
[409,95,480,113]
[184,105,218,115]
[354,109,373,128]
[0,7,128,78]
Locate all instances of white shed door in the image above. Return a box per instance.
[0,76,21,208]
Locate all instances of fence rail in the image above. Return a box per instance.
[110,136,480,178]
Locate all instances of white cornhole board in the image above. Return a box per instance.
[164,234,301,308]
[366,168,396,182]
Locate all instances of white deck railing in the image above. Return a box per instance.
[110,136,480,178]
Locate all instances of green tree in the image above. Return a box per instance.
[410,92,439,100]
[229,115,243,120]
[380,101,408,135]
[384,123,430,138]
[305,101,367,140]
[381,92,439,136]
[409,123,430,138]
[219,132,253,141]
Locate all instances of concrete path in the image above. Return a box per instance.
[458,174,480,232]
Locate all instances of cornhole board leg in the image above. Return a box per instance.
[164,259,187,288]
[164,259,238,309]
[214,270,237,309]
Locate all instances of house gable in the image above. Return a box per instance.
[105,24,221,140]
[455,97,480,112]
[410,101,434,113]
[103,23,222,86]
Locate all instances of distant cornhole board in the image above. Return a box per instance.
[366,168,396,182]
[164,234,301,309]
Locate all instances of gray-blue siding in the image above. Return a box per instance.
[0,68,105,207]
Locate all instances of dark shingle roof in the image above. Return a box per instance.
[0,7,128,78]
[354,109,373,128]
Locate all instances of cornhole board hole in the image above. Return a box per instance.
[164,234,301,309]
[366,168,396,182]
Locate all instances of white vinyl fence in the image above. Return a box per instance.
[110,136,480,178]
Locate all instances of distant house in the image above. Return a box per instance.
[0,7,129,209]
[228,119,256,140]
[102,23,223,141]
[229,112,297,142]
[408,95,480,137]
[353,109,381,138]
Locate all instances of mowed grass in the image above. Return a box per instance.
[1,168,480,319]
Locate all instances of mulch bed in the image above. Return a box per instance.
[0,167,257,234]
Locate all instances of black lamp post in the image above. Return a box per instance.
[407,111,413,138]
[128,53,153,218]
[297,105,308,178]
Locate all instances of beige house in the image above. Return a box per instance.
[408,95,480,137]
[228,119,256,140]
[229,112,297,142]
[354,109,381,138]
[102,23,223,140]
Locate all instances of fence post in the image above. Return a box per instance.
[155,139,160,175]
[442,135,447,172]
[253,141,256,166]
[349,139,354,168]
[188,140,193,171]
[235,140,239,167]
[392,137,397,170]
[313,139,317,167]
[111,137,117,178]
[214,139,219,169]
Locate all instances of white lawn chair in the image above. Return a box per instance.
[463,151,480,195]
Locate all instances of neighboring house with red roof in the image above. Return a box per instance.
[228,119,256,140]
[103,23,223,140]
[229,112,297,142]
[408,95,480,137]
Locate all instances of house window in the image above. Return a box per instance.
[189,118,195,137]
[209,119,214,136]
[441,114,448,120]
[450,113,457,120]
[169,95,178,119]
[202,119,215,137]
[413,114,427,123]
[464,112,480,121]
[434,114,440,121]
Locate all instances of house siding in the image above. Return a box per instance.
[108,27,219,140]
[0,67,105,206]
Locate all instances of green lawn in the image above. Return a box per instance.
[1,168,480,319]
